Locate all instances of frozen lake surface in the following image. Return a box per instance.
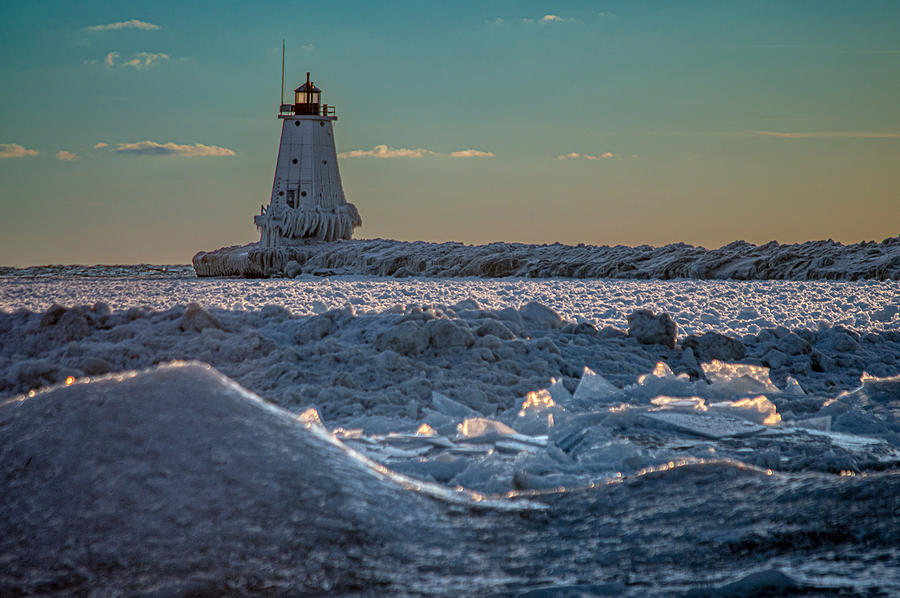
[1,272,898,595]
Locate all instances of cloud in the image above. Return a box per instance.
[339,145,436,158]
[449,149,495,158]
[93,142,109,149]
[557,151,615,160]
[492,14,575,25]
[104,51,169,69]
[56,150,79,161]
[754,130,900,139]
[85,19,160,32]
[124,52,169,68]
[0,143,39,158]
[112,141,236,156]
[339,144,494,159]
[521,14,574,24]
[301,43,316,52]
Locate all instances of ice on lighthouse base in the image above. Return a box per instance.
[255,202,362,245]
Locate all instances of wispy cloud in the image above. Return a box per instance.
[449,149,495,158]
[0,143,39,158]
[754,130,900,139]
[340,145,436,158]
[488,14,576,25]
[93,142,109,149]
[522,14,575,24]
[56,150,79,161]
[104,51,170,69]
[85,19,160,32]
[339,144,494,159]
[557,151,616,160]
[112,141,236,156]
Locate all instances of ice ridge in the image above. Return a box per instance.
[192,236,900,280]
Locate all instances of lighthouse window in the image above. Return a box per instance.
[292,158,298,164]
[300,191,307,197]
[278,191,284,196]
[294,121,300,127]
[322,160,327,165]
[320,122,324,127]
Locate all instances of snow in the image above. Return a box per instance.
[3,275,899,338]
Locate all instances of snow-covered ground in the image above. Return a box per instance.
[2,273,899,595]
[3,275,899,336]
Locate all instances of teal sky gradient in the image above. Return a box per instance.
[2,1,899,265]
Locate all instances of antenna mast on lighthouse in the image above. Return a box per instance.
[280,39,285,106]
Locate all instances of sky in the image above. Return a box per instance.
[1,0,899,266]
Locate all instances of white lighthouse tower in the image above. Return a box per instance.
[254,72,361,246]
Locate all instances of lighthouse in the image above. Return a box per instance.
[254,72,361,246]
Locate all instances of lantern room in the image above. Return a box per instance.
[293,73,321,115]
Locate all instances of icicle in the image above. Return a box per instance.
[254,203,362,244]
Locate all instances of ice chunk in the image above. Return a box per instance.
[518,388,557,416]
[457,417,518,440]
[573,434,650,473]
[793,415,831,431]
[495,439,545,454]
[680,346,701,375]
[702,360,781,397]
[641,410,766,439]
[644,361,674,379]
[709,395,782,426]
[626,309,677,348]
[457,417,548,447]
[650,395,706,410]
[374,321,428,355]
[178,303,222,332]
[425,318,475,349]
[283,260,302,278]
[573,366,619,402]
[546,378,572,405]
[783,376,806,395]
[431,391,480,418]
[388,454,468,484]
[519,302,564,330]
[513,388,567,435]
[630,362,697,400]
[854,371,900,404]
[415,423,436,436]
[682,332,746,361]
